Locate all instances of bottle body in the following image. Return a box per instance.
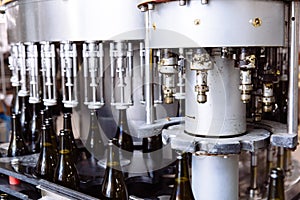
[7,114,28,157]
[170,153,195,200]
[101,140,128,200]
[54,129,79,190]
[35,124,57,181]
[45,118,58,155]
[85,110,105,160]
[267,168,285,200]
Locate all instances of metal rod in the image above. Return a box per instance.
[288,1,299,135]
[0,53,5,97]
[145,6,154,124]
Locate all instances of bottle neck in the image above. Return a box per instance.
[63,113,72,131]
[41,126,53,148]
[58,135,72,161]
[89,110,96,129]
[106,142,121,171]
[118,109,128,128]
[175,154,190,183]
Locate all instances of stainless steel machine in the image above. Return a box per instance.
[1,0,300,199]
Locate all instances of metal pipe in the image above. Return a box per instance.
[288,1,299,135]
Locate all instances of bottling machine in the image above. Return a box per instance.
[0,0,299,199]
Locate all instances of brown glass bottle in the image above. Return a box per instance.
[53,129,79,190]
[28,103,41,153]
[85,110,105,160]
[101,140,128,200]
[7,114,29,157]
[63,112,78,161]
[170,153,195,200]
[267,168,285,200]
[35,124,57,181]
[114,109,134,152]
[44,118,58,154]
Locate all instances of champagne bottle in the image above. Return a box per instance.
[53,129,79,190]
[101,140,128,200]
[19,96,31,144]
[63,112,78,161]
[114,109,134,152]
[85,110,105,160]
[44,118,58,154]
[7,113,29,157]
[28,103,41,153]
[267,168,285,200]
[170,153,195,200]
[35,124,57,181]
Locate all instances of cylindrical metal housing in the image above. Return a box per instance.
[148,0,285,48]
[185,57,246,137]
[4,0,144,43]
[192,153,239,200]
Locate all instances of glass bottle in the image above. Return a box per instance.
[11,86,20,115]
[19,96,31,144]
[267,168,285,200]
[114,109,134,152]
[170,153,195,200]
[85,110,105,160]
[28,103,41,153]
[53,129,79,190]
[63,112,78,161]
[44,118,58,155]
[101,140,128,200]
[7,113,29,157]
[35,124,57,181]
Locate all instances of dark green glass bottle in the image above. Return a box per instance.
[267,168,285,200]
[114,109,134,152]
[85,110,105,160]
[170,153,195,200]
[35,124,57,181]
[7,113,29,157]
[53,129,79,190]
[101,140,128,200]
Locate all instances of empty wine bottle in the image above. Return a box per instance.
[7,114,29,157]
[28,103,41,153]
[114,109,134,152]
[101,139,128,200]
[35,124,57,181]
[170,153,195,200]
[85,110,105,160]
[267,168,285,200]
[63,112,78,161]
[53,129,79,190]
[44,118,58,154]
